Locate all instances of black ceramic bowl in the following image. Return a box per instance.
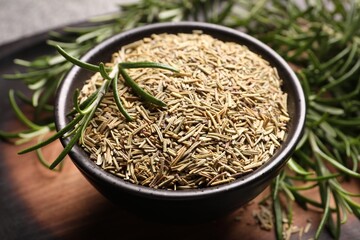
[55,22,306,222]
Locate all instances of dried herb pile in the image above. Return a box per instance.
[80,32,289,189]
[1,0,359,239]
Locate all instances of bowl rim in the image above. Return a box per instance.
[55,21,306,199]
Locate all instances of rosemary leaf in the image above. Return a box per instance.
[18,115,82,154]
[315,188,331,239]
[287,158,313,176]
[49,130,82,169]
[110,67,132,121]
[8,90,42,130]
[119,61,179,72]
[56,45,99,72]
[119,66,167,107]
[272,176,283,240]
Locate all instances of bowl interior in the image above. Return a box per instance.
[55,22,306,199]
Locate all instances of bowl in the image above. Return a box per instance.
[55,22,306,222]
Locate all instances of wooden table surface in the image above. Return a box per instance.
[0,29,359,240]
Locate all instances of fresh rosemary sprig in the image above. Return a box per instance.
[17,45,178,169]
[241,0,360,238]
[1,0,359,239]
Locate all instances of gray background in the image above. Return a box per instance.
[0,0,132,45]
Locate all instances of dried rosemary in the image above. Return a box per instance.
[79,32,289,189]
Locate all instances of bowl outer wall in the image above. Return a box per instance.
[55,22,306,218]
